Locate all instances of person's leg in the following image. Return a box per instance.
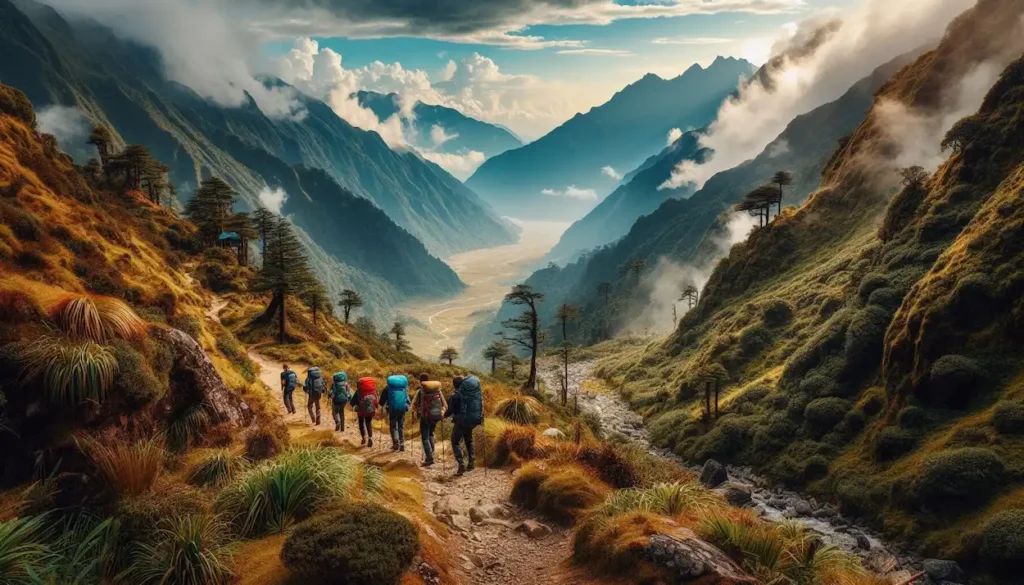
[451,424,465,473]
[332,404,341,431]
[465,426,476,470]
[420,421,434,463]
[314,397,321,425]
[397,412,406,450]
[388,411,400,449]
[286,391,295,414]
[358,417,368,444]
[339,405,345,432]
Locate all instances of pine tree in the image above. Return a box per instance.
[251,206,276,260]
[680,284,700,309]
[620,258,647,288]
[390,321,411,352]
[556,303,580,343]
[735,185,779,227]
[252,216,316,343]
[108,144,156,191]
[224,212,258,266]
[439,346,459,365]
[338,289,364,323]
[597,282,612,304]
[87,125,113,167]
[303,281,329,326]
[502,284,545,391]
[141,158,170,205]
[771,170,794,217]
[483,339,510,374]
[186,178,236,247]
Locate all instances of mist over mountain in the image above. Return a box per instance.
[465,57,755,221]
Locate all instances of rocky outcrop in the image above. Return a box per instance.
[645,530,758,584]
[700,459,728,488]
[922,559,964,584]
[155,327,254,428]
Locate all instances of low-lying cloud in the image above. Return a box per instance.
[601,166,622,180]
[258,185,288,214]
[420,150,487,180]
[666,127,683,147]
[541,186,598,201]
[36,105,96,163]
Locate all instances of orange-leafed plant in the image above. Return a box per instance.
[47,294,147,342]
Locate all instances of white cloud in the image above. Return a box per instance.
[36,105,96,163]
[430,124,458,146]
[652,37,733,45]
[541,186,598,200]
[667,127,683,147]
[601,166,622,180]
[660,0,978,191]
[258,185,288,214]
[556,49,632,56]
[420,150,487,180]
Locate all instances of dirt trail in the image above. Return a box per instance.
[208,297,577,585]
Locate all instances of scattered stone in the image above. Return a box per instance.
[469,500,512,524]
[468,553,485,568]
[856,534,872,551]
[514,520,552,539]
[700,459,728,488]
[794,500,813,516]
[418,562,441,585]
[723,484,753,507]
[782,506,798,519]
[922,559,964,583]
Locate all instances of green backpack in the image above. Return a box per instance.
[332,372,350,405]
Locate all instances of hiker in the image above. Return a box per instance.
[280,365,297,414]
[352,377,379,447]
[411,373,446,467]
[328,371,351,432]
[445,375,484,475]
[381,374,411,451]
[303,366,325,426]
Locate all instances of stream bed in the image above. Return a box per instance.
[538,359,926,578]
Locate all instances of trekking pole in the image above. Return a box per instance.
[440,422,447,475]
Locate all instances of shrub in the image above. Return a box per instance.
[596,482,718,517]
[202,247,237,266]
[740,324,772,357]
[111,340,165,407]
[16,250,48,270]
[841,409,865,433]
[511,464,607,523]
[80,437,165,497]
[992,401,1024,434]
[494,395,542,425]
[574,444,645,489]
[860,387,887,416]
[803,456,829,481]
[761,299,794,327]
[980,509,1024,569]
[169,314,202,341]
[857,273,889,302]
[244,428,283,461]
[187,450,247,487]
[844,305,891,372]
[915,448,1004,510]
[867,287,903,311]
[216,448,380,536]
[799,374,838,398]
[46,294,147,343]
[804,398,851,436]
[128,514,232,585]
[215,332,255,383]
[875,427,916,461]
[0,84,36,127]
[281,502,418,585]
[692,417,751,461]
[0,289,43,324]
[510,463,547,510]
[928,355,983,408]
[489,424,540,467]
[897,405,927,428]
[16,336,118,407]
[167,402,214,452]
[0,515,52,581]
[817,296,843,320]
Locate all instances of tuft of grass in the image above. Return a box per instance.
[79,436,164,497]
[494,395,542,425]
[596,482,719,518]
[215,448,381,537]
[0,515,53,583]
[17,336,117,407]
[511,463,609,523]
[167,401,214,452]
[47,294,147,343]
[127,514,233,585]
[187,450,247,488]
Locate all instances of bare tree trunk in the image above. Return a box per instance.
[490,357,496,374]
[705,384,711,418]
[278,293,287,344]
[256,292,282,325]
[527,310,538,391]
[714,385,719,418]
[562,348,569,406]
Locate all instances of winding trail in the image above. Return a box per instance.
[537,358,923,576]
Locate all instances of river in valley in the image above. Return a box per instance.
[400,220,569,359]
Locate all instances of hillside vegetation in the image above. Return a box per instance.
[590,0,1024,580]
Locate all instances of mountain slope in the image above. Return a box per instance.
[590,0,1024,578]
[465,57,755,220]
[357,90,523,159]
[0,0,517,261]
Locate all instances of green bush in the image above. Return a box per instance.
[928,355,983,408]
[897,405,927,428]
[817,296,843,320]
[799,374,838,398]
[836,476,886,518]
[841,409,865,433]
[692,417,752,461]
[867,287,903,311]
[844,305,892,372]
[875,427,916,461]
[804,398,851,436]
[858,273,889,302]
[803,456,829,481]
[739,324,772,357]
[752,413,797,454]
[980,509,1024,569]
[915,448,1004,510]
[992,401,1024,434]
[281,502,418,585]
[0,83,36,127]
[128,514,232,585]
[111,340,165,407]
[860,387,887,416]
[169,315,202,341]
[761,300,794,327]
[786,394,810,420]
[215,331,255,383]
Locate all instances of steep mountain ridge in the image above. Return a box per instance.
[465,57,754,220]
[590,0,1024,578]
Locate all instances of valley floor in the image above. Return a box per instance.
[400,220,569,358]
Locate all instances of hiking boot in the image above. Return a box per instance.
[421,459,434,468]
[400,444,405,452]
[391,444,399,451]
[456,463,466,476]
[360,437,366,446]
[367,439,374,448]
[467,462,475,471]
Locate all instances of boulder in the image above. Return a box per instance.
[514,520,552,539]
[700,459,728,488]
[155,328,254,427]
[469,500,511,524]
[794,500,813,516]
[722,484,752,507]
[645,530,758,584]
[856,534,872,551]
[542,428,566,439]
[922,559,964,583]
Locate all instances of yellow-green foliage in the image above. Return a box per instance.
[16,335,117,407]
[186,449,248,488]
[571,512,674,582]
[596,482,720,518]
[494,395,542,425]
[80,436,165,497]
[126,514,233,585]
[511,463,609,523]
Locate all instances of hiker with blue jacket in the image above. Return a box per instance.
[445,375,484,476]
[381,374,412,451]
[303,366,326,426]
[280,365,297,414]
[328,372,351,432]
[411,373,447,467]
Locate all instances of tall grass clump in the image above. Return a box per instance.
[47,294,147,342]
[186,450,247,488]
[80,436,164,497]
[17,336,117,406]
[127,514,233,585]
[511,463,608,523]
[0,515,53,583]
[596,482,719,517]
[167,402,214,452]
[494,395,542,425]
[215,448,379,536]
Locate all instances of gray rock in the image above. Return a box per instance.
[645,531,757,583]
[782,506,798,519]
[541,428,566,439]
[723,484,752,507]
[700,459,728,488]
[856,534,872,551]
[794,500,813,516]
[923,559,964,583]
[514,520,551,539]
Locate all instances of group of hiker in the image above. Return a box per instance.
[280,365,484,475]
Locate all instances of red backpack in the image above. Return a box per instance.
[355,377,378,418]
[420,381,444,422]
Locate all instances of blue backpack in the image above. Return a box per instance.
[457,376,484,428]
[331,372,350,405]
[386,375,409,413]
[306,367,325,397]
[284,370,298,392]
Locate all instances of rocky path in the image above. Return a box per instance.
[538,358,924,578]
[207,297,577,585]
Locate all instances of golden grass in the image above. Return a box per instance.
[79,436,164,497]
[46,294,148,342]
[511,462,611,523]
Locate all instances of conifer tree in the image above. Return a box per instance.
[597,282,612,304]
[440,346,459,365]
[556,303,580,343]
[252,216,316,343]
[483,339,510,374]
[186,178,236,247]
[390,321,411,352]
[680,284,700,309]
[224,212,258,266]
[736,185,779,226]
[87,125,113,167]
[108,144,157,191]
[771,170,794,217]
[502,284,545,391]
[251,206,276,259]
[620,258,647,288]
[338,289,364,323]
[141,158,170,205]
[303,281,329,326]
